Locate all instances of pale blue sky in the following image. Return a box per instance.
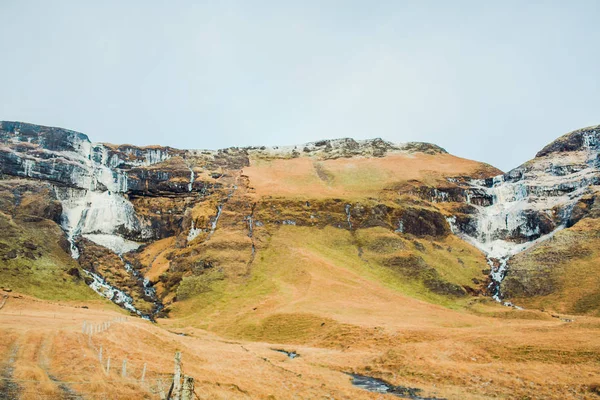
[1,1,599,171]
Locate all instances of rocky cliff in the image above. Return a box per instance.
[444,125,600,302]
[1,121,599,318]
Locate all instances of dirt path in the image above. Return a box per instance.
[39,334,83,400]
[0,294,8,311]
[0,344,21,400]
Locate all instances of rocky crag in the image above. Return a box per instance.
[444,126,600,303]
[1,121,599,317]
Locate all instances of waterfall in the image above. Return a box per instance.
[345,204,352,229]
[122,259,164,318]
[208,205,223,237]
[84,270,149,319]
[447,172,576,303]
[187,220,202,242]
[246,214,254,238]
[188,167,195,192]
[53,187,144,257]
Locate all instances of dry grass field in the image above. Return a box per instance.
[2,269,600,400]
[244,152,499,200]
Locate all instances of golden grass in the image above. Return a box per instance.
[139,237,177,282]
[506,218,600,315]
[3,285,600,399]
[245,153,499,200]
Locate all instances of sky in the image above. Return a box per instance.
[1,1,599,171]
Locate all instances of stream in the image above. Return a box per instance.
[347,374,445,400]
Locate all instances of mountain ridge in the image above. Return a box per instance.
[0,120,448,158]
[0,120,599,316]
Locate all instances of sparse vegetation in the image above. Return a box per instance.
[504,218,600,315]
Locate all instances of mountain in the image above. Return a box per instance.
[1,121,600,399]
[0,121,502,317]
[3,121,600,316]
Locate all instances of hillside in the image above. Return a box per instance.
[1,121,600,399]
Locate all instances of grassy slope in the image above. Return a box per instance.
[244,152,500,199]
[0,178,99,303]
[169,226,489,341]
[504,218,600,315]
[151,224,600,399]
[0,213,96,302]
[131,149,500,337]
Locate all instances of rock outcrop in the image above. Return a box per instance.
[445,126,600,301]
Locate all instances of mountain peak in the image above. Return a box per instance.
[243,137,447,160]
[536,125,600,158]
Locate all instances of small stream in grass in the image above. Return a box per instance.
[272,349,299,359]
[347,373,445,400]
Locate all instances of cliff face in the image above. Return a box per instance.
[444,125,600,302]
[1,120,599,318]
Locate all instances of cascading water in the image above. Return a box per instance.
[122,259,164,319]
[84,270,141,315]
[53,187,145,257]
[187,220,202,242]
[488,257,509,301]
[447,177,571,303]
[208,205,223,237]
[85,266,160,321]
[245,211,256,256]
[186,183,238,245]
[464,176,530,302]
[345,204,352,229]
[187,166,195,192]
[23,135,173,316]
[85,250,163,320]
[206,183,237,238]
[447,131,600,303]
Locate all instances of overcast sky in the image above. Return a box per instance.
[1,1,599,171]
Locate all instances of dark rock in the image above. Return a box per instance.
[67,267,82,280]
[536,126,599,157]
[399,208,450,237]
[22,241,37,250]
[402,142,448,155]
[567,195,595,227]
[5,249,17,260]
[413,241,425,252]
[424,278,467,297]
[501,266,556,298]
